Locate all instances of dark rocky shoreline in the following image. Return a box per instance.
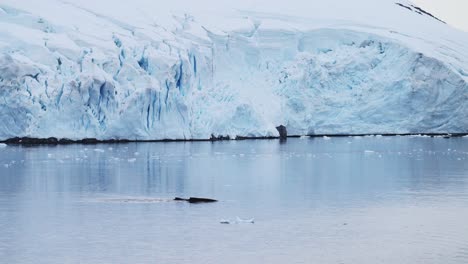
[1,133,466,146]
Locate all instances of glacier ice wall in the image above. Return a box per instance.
[0,1,467,140]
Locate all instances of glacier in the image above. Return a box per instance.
[0,0,467,140]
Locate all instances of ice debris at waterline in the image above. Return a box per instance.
[0,0,467,141]
[219,217,255,225]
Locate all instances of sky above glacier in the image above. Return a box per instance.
[413,0,468,31]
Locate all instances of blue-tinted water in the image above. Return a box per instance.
[0,137,467,264]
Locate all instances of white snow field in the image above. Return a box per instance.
[0,0,467,140]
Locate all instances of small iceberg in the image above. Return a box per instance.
[0,143,7,148]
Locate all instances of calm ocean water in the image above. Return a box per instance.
[0,136,467,264]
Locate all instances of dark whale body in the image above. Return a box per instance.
[174,197,218,203]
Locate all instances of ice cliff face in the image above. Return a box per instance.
[0,0,467,140]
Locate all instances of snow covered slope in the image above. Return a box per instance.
[0,0,467,140]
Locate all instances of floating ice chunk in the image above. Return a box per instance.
[0,143,7,148]
[236,217,255,224]
[364,150,375,154]
[134,152,140,156]
[128,158,137,163]
[94,149,105,153]
[323,136,331,140]
[47,154,53,158]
